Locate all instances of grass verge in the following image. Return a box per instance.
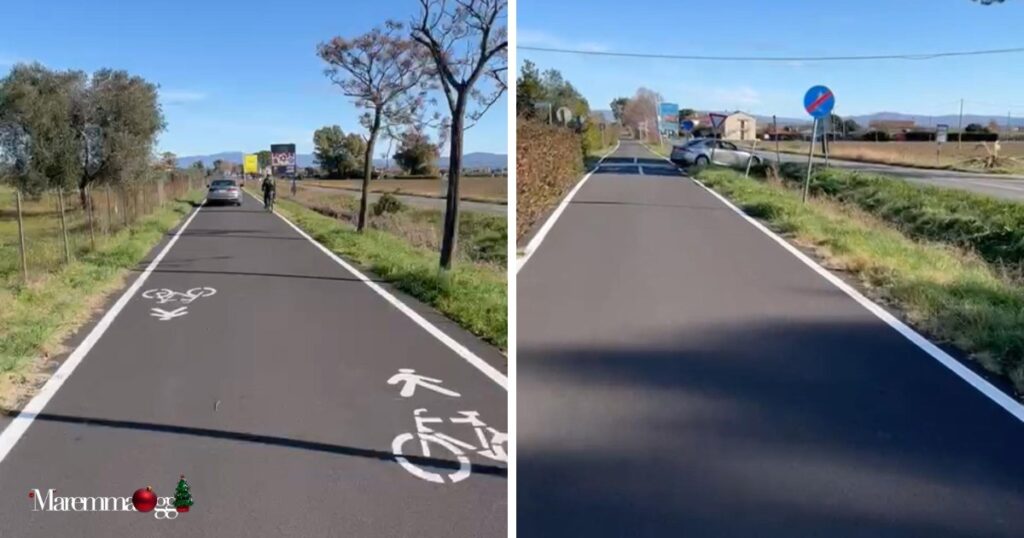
[247,187,507,350]
[0,192,203,403]
[694,166,1024,396]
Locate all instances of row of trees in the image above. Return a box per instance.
[0,64,164,204]
[516,61,609,154]
[312,124,440,177]
[317,0,506,269]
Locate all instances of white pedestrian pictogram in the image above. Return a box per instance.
[150,307,188,321]
[387,369,461,398]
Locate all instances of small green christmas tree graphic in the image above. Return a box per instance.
[173,475,194,512]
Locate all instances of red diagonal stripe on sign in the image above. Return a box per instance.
[807,90,833,113]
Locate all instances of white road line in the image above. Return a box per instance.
[245,190,508,391]
[0,201,206,464]
[517,140,620,273]
[643,147,1024,423]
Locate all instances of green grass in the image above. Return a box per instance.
[255,189,507,350]
[0,191,203,373]
[765,163,1024,272]
[694,166,1024,395]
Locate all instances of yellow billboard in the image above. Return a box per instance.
[243,154,258,174]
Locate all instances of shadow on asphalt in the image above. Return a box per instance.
[142,267,387,284]
[567,200,731,212]
[0,409,507,479]
[594,163,684,178]
[517,319,1024,537]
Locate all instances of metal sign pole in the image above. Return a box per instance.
[803,118,818,203]
[823,115,830,167]
[774,115,781,167]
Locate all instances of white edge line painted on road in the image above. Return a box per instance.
[516,139,620,273]
[244,190,508,391]
[644,146,1024,423]
[0,201,206,465]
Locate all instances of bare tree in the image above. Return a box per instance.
[412,0,507,270]
[622,87,662,143]
[318,21,433,232]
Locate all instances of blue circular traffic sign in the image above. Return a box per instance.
[681,120,695,132]
[803,85,835,119]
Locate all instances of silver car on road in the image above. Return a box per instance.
[206,179,243,206]
[670,138,761,168]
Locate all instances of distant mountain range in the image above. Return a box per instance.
[176,151,507,170]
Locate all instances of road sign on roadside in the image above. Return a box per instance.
[681,119,696,133]
[936,124,949,144]
[803,85,835,119]
[556,107,573,125]
[709,113,727,131]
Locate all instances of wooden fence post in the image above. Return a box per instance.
[15,190,29,283]
[57,187,71,264]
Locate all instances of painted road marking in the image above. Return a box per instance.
[150,307,188,321]
[392,408,506,484]
[141,287,216,304]
[0,201,206,465]
[244,190,508,390]
[518,140,621,273]
[388,369,461,398]
[641,145,1024,423]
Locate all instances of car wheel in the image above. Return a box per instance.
[695,155,710,166]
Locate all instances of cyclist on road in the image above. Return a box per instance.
[261,175,276,209]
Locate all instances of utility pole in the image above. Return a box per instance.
[957,98,964,150]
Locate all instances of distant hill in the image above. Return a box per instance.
[176,151,506,170]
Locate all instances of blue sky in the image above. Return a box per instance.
[518,0,1024,123]
[0,0,508,157]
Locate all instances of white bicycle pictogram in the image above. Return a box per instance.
[392,408,507,484]
[141,287,217,305]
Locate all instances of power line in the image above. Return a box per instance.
[518,45,1024,62]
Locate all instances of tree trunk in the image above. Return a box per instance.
[359,109,382,232]
[439,99,466,270]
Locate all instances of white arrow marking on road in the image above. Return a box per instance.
[150,306,188,321]
[387,369,461,398]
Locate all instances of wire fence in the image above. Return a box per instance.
[0,170,204,289]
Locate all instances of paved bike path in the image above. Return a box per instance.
[0,196,506,536]
[518,140,1024,537]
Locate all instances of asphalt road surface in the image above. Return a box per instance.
[762,149,1024,202]
[0,192,507,536]
[518,140,1024,537]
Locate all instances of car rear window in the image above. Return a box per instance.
[211,180,236,188]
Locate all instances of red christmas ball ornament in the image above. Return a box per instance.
[132,486,157,513]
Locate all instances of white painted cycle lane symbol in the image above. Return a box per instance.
[392,409,507,484]
[386,368,506,484]
[140,287,216,320]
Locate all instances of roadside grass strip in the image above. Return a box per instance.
[250,189,507,351]
[0,193,203,381]
[696,166,1024,396]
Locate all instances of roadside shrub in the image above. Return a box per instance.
[861,131,892,142]
[516,118,584,240]
[764,164,1024,270]
[372,193,403,216]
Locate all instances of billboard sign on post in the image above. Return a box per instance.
[936,124,949,144]
[270,144,296,177]
[243,154,258,174]
[659,103,679,136]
